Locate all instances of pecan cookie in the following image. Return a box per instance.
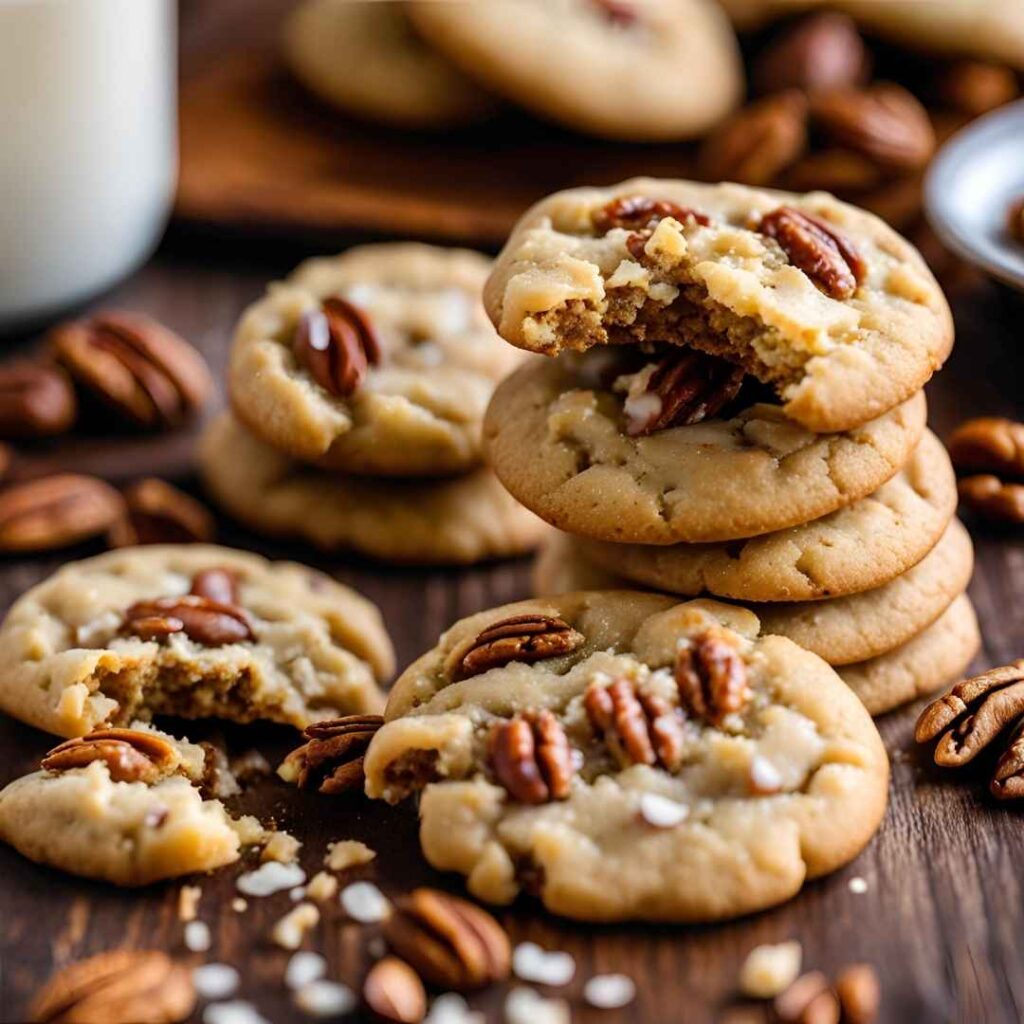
[406,0,742,141]
[229,244,523,477]
[200,414,547,565]
[283,0,495,129]
[0,725,267,885]
[578,429,957,599]
[484,178,952,432]
[0,545,394,738]
[484,352,926,544]
[363,593,888,922]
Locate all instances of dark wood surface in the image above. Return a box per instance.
[1,6,1023,1024]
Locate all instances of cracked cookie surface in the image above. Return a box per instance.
[484,178,952,432]
[484,352,926,545]
[229,244,524,477]
[364,593,888,922]
[201,413,548,565]
[0,544,394,738]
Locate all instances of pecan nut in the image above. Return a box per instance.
[362,956,426,1024]
[189,567,241,605]
[759,206,867,299]
[774,970,839,1024]
[676,632,751,725]
[383,887,511,991]
[698,91,808,187]
[450,613,585,681]
[280,715,384,794]
[108,478,216,548]
[123,594,254,646]
[488,711,575,804]
[936,61,1019,118]
[0,474,124,552]
[29,949,195,1024]
[810,83,935,171]
[294,296,381,398]
[41,728,177,784]
[957,475,1024,524]
[835,963,881,1024]
[585,678,686,771]
[593,195,711,236]
[0,363,76,439]
[50,311,212,430]
[948,417,1024,477]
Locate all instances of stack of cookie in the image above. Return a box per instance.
[200,243,546,566]
[481,177,979,715]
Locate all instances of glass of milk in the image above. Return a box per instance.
[0,0,177,333]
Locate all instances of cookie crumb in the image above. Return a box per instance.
[306,871,339,902]
[504,987,570,1024]
[848,876,868,894]
[426,993,485,1024]
[324,839,376,872]
[261,830,302,864]
[739,940,803,998]
[583,974,636,1009]
[202,1000,270,1024]
[638,792,689,828]
[231,898,248,913]
[285,951,327,990]
[512,942,576,987]
[178,884,202,922]
[193,963,240,1000]
[236,861,306,897]
[293,980,356,1018]
[272,903,320,950]
[340,881,390,923]
[184,920,212,953]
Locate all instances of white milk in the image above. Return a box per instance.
[0,0,177,331]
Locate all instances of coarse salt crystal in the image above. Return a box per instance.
[638,792,689,828]
[749,754,784,795]
[293,980,356,1018]
[231,898,248,913]
[202,1001,270,1024]
[583,974,636,1009]
[271,903,320,951]
[504,987,570,1024]
[289,887,306,902]
[285,951,327,991]
[193,964,240,1000]
[184,921,212,953]
[426,993,485,1024]
[236,861,306,897]
[340,881,390,923]
[738,941,803,999]
[511,943,575,987]
[849,876,868,894]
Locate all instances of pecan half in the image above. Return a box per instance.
[957,475,1024,524]
[948,417,1024,477]
[488,711,575,804]
[593,195,711,236]
[294,296,381,398]
[50,311,212,430]
[108,478,216,548]
[29,949,195,1024]
[676,632,751,725]
[41,729,177,784]
[383,888,510,991]
[362,956,426,1024]
[123,595,254,646]
[835,963,881,1024]
[0,474,124,553]
[280,715,384,795]
[621,349,744,436]
[991,720,1024,800]
[585,678,686,771]
[451,614,585,681]
[774,970,839,1024]
[759,206,866,299]
[810,83,935,171]
[189,567,241,605]
[0,363,76,439]
[936,61,1019,118]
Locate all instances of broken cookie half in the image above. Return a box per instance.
[483,177,952,433]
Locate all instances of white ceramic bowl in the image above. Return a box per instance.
[925,100,1024,295]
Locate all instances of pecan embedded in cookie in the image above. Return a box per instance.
[450,614,585,681]
[41,728,178,784]
[676,631,751,725]
[488,711,575,804]
[293,296,381,398]
[584,677,686,771]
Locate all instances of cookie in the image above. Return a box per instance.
[838,593,980,715]
[283,0,495,130]
[484,352,927,544]
[200,413,547,565]
[406,0,742,141]
[0,725,266,886]
[364,593,888,922]
[484,178,952,432]
[0,544,394,739]
[534,517,973,667]
[580,429,956,599]
[230,244,524,477]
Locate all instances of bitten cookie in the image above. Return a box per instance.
[0,545,394,738]
[484,352,926,544]
[0,725,266,886]
[406,0,742,141]
[229,244,524,477]
[364,593,889,922]
[283,0,495,129]
[201,414,547,565]
[484,178,952,432]
[579,429,957,599]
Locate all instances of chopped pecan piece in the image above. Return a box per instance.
[123,595,254,646]
[957,474,1024,524]
[29,949,195,1024]
[384,888,511,991]
[280,715,384,795]
[108,478,216,548]
[759,206,866,299]
[451,613,584,681]
[584,678,686,771]
[294,296,381,398]
[41,728,177,784]
[362,956,426,1024]
[948,418,1024,477]
[620,349,744,436]
[189,567,241,605]
[488,711,575,804]
[676,632,751,725]
[593,195,711,237]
